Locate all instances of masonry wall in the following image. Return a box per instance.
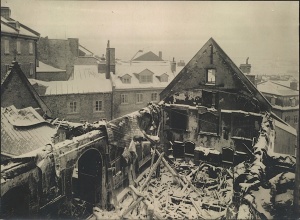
[1,72,40,109]
[36,71,68,81]
[37,37,79,80]
[1,36,37,79]
[274,125,296,155]
[41,93,112,122]
[113,89,162,118]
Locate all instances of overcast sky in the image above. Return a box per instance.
[2,0,299,76]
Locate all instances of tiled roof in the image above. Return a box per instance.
[1,106,57,157]
[44,68,112,95]
[37,61,66,73]
[257,81,299,96]
[1,16,39,39]
[133,51,164,61]
[113,60,175,90]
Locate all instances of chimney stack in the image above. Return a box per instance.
[1,7,11,19]
[240,57,251,74]
[171,57,176,73]
[106,40,115,79]
[159,51,162,60]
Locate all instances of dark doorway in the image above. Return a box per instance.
[0,185,30,218]
[72,149,102,205]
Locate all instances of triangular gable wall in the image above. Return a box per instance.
[160,38,271,112]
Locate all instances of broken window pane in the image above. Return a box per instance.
[169,109,188,130]
[206,69,216,85]
[198,112,219,134]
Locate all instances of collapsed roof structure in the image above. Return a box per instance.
[1,38,298,219]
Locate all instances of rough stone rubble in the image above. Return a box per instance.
[89,112,296,220]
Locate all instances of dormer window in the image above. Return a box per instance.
[120,74,131,84]
[139,69,154,83]
[206,69,216,85]
[270,95,277,105]
[157,73,169,82]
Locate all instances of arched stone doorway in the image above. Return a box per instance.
[72,149,103,207]
[0,185,30,218]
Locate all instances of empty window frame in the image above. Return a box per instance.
[29,63,34,75]
[206,69,216,85]
[69,101,77,113]
[136,93,143,103]
[121,94,128,104]
[169,109,188,130]
[294,115,298,124]
[232,114,254,139]
[95,100,103,112]
[198,112,219,134]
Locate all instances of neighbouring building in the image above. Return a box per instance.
[39,67,112,123]
[257,80,299,131]
[1,61,51,117]
[37,37,80,80]
[160,37,296,157]
[111,49,176,118]
[1,7,40,79]
[36,61,67,81]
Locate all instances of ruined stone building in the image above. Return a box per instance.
[1,38,298,219]
[1,7,40,79]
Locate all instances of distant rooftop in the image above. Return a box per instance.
[257,81,299,96]
[133,51,164,62]
[37,61,66,73]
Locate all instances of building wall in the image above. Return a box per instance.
[272,109,299,131]
[41,93,112,122]
[113,89,162,118]
[37,37,79,80]
[36,71,68,81]
[274,125,296,155]
[1,36,37,79]
[1,71,41,109]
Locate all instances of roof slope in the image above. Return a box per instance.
[133,51,164,61]
[257,81,299,96]
[37,61,66,73]
[1,106,56,157]
[1,62,52,116]
[1,16,39,39]
[160,37,272,112]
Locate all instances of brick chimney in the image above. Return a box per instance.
[290,81,298,90]
[159,51,162,60]
[171,57,176,73]
[106,40,115,79]
[240,57,251,74]
[1,7,11,19]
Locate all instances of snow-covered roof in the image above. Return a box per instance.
[1,105,56,156]
[44,72,112,95]
[270,80,299,91]
[1,16,39,39]
[257,81,298,96]
[133,51,163,61]
[113,60,175,90]
[36,61,66,73]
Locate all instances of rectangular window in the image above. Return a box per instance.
[198,112,219,134]
[294,115,298,124]
[122,78,131,84]
[151,93,158,101]
[29,42,33,54]
[136,93,143,103]
[121,94,128,104]
[169,109,188,130]
[95,100,103,112]
[206,69,216,85]
[30,63,34,75]
[4,39,9,54]
[285,116,290,123]
[69,101,77,113]
[160,76,168,82]
[140,75,152,83]
[17,41,21,54]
